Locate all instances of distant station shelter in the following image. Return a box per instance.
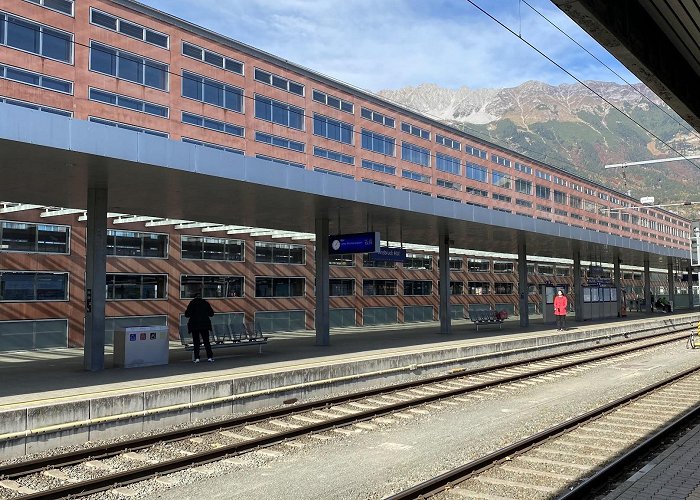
[0,0,695,370]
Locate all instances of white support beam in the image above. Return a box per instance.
[291,233,315,240]
[78,212,128,221]
[0,203,44,213]
[226,227,256,235]
[605,154,700,169]
[144,219,191,227]
[202,225,250,233]
[174,222,221,230]
[113,216,155,224]
[40,208,85,218]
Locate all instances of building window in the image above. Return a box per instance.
[363,178,396,188]
[0,271,68,301]
[516,199,532,208]
[255,277,305,297]
[330,278,355,296]
[401,141,430,167]
[492,171,512,189]
[181,236,243,261]
[254,94,304,130]
[536,185,551,200]
[89,42,168,90]
[363,279,397,296]
[0,221,69,253]
[313,113,353,144]
[182,41,242,74]
[312,89,353,113]
[360,107,394,127]
[257,155,303,168]
[537,264,554,275]
[361,129,395,156]
[255,241,305,264]
[401,122,430,140]
[554,190,567,204]
[492,193,511,203]
[314,167,354,179]
[404,280,432,295]
[26,0,74,16]
[536,170,552,181]
[182,71,243,112]
[90,117,168,138]
[515,179,532,195]
[437,179,461,191]
[106,274,166,300]
[436,153,460,175]
[256,131,304,152]
[182,138,243,155]
[466,162,488,183]
[491,154,511,167]
[403,187,431,197]
[89,88,168,118]
[314,146,353,165]
[404,253,432,270]
[90,8,168,48]
[254,68,304,96]
[493,261,514,273]
[0,97,71,116]
[361,159,395,175]
[537,204,552,213]
[362,254,396,268]
[402,169,431,184]
[466,187,488,197]
[2,13,72,63]
[0,319,67,351]
[468,259,490,272]
[436,134,460,151]
[449,257,463,270]
[514,162,532,174]
[450,281,464,294]
[570,195,582,209]
[467,282,490,295]
[494,282,513,294]
[330,254,354,266]
[0,62,72,94]
[465,145,487,159]
[181,275,243,299]
[107,230,167,258]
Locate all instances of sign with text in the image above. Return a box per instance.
[368,247,407,262]
[329,232,380,254]
[692,220,700,268]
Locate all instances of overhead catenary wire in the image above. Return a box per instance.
[464,0,700,174]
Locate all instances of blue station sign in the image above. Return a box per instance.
[329,231,380,254]
[368,247,407,262]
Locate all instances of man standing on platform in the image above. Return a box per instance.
[554,289,568,331]
[185,293,215,363]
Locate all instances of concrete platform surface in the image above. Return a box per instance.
[1,311,699,459]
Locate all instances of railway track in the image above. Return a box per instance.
[0,325,693,499]
[386,366,700,500]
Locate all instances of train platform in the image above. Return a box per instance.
[1,311,699,459]
[603,421,700,500]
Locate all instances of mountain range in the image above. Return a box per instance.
[378,81,700,219]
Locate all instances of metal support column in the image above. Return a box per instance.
[644,254,651,313]
[84,186,108,371]
[438,234,451,334]
[613,248,621,317]
[314,217,330,346]
[667,257,675,311]
[573,246,583,322]
[689,266,695,309]
[518,233,529,327]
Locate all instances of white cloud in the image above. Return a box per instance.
[138,0,639,91]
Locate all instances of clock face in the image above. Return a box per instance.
[331,239,341,251]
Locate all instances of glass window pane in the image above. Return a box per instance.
[43,0,73,14]
[182,72,201,100]
[118,53,143,83]
[37,225,68,253]
[35,273,67,300]
[1,273,35,300]
[91,10,117,29]
[2,223,36,251]
[142,234,167,257]
[41,76,71,93]
[255,277,273,297]
[114,232,141,256]
[203,79,224,107]
[118,21,143,39]
[6,67,40,85]
[42,28,71,62]
[145,61,167,90]
[117,95,142,111]
[182,42,202,59]
[91,44,117,75]
[224,87,243,112]
[272,102,288,125]
[224,59,243,73]
[255,96,272,121]
[255,242,273,263]
[289,106,304,130]
[7,17,40,54]
[204,51,223,67]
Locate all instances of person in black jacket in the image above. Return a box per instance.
[185,293,215,363]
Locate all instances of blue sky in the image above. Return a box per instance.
[138,0,639,92]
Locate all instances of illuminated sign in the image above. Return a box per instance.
[329,232,380,254]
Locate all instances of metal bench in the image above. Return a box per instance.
[179,323,268,354]
[466,309,504,331]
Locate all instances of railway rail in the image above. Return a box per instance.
[386,366,700,500]
[0,324,694,499]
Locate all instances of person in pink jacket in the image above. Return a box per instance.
[554,289,568,331]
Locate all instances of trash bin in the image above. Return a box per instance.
[114,325,169,368]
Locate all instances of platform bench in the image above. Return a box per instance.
[466,310,504,331]
[180,323,268,354]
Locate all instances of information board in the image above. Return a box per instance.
[329,232,380,254]
[368,247,406,262]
